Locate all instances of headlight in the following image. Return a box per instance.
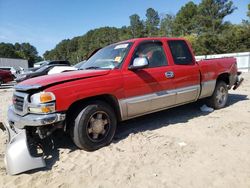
[29,104,56,114]
[29,92,56,114]
[30,92,55,104]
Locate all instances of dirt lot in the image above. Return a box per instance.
[0,74,250,188]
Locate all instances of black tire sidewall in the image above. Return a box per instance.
[209,81,228,109]
[72,102,117,151]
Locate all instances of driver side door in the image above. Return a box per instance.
[121,41,176,119]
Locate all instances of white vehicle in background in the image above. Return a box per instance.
[48,66,77,75]
[47,60,86,75]
[33,61,47,68]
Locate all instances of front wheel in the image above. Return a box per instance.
[207,81,228,109]
[71,101,117,151]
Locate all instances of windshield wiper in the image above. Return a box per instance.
[82,66,112,70]
[84,66,100,70]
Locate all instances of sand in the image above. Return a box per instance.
[0,73,250,188]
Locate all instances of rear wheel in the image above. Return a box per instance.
[207,81,228,109]
[70,101,117,151]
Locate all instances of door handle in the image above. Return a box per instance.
[165,71,174,78]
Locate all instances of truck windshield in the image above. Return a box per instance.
[80,42,132,70]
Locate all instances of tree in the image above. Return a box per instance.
[248,3,250,18]
[145,8,160,36]
[15,43,41,66]
[0,42,42,66]
[0,43,19,58]
[174,1,198,35]
[197,0,236,33]
[44,27,131,64]
[129,14,144,38]
[222,23,250,52]
[44,3,249,61]
[159,14,175,37]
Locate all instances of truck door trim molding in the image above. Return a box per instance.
[119,80,216,120]
[119,84,200,120]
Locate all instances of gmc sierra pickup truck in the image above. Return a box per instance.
[4,37,243,175]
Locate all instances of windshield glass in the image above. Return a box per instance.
[35,65,49,73]
[80,42,132,70]
[74,61,86,69]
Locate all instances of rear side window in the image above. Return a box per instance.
[168,40,194,65]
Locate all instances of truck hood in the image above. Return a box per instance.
[15,70,110,91]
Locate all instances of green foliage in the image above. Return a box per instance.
[248,3,250,18]
[145,8,160,36]
[129,14,145,38]
[219,23,250,53]
[0,42,42,66]
[196,0,236,33]
[174,2,198,35]
[0,43,20,58]
[44,27,132,64]
[44,0,249,62]
[159,14,175,37]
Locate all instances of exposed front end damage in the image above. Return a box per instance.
[4,122,46,175]
[4,86,66,175]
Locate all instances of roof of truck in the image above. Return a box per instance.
[121,37,186,43]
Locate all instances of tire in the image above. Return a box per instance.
[207,81,228,109]
[70,101,117,151]
[0,78,3,86]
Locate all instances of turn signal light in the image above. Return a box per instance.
[40,93,54,103]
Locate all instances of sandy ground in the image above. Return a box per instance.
[0,74,250,188]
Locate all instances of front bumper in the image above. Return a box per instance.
[4,122,46,175]
[4,106,66,175]
[8,105,65,129]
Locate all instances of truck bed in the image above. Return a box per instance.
[197,57,237,82]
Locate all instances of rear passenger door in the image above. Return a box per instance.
[167,40,200,104]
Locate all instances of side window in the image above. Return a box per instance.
[132,42,168,68]
[168,40,194,65]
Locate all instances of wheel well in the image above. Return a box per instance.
[65,94,121,130]
[217,73,230,85]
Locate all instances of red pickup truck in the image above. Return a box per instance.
[0,69,13,86]
[4,37,243,174]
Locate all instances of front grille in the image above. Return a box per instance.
[13,95,24,112]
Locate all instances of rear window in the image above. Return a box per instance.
[168,40,194,65]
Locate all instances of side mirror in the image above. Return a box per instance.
[129,57,149,70]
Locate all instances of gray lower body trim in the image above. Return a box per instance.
[199,80,216,99]
[119,85,201,120]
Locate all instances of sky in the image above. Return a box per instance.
[0,0,249,56]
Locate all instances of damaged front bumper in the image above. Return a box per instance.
[4,122,46,175]
[4,107,66,175]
